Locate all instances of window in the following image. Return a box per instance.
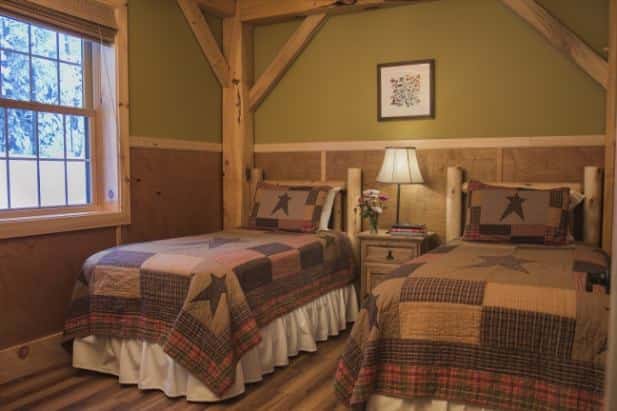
[0,2,130,240]
[0,15,92,211]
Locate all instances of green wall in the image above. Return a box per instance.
[253,0,607,143]
[128,0,221,142]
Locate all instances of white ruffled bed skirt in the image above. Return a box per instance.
[73,284,358,402]
[368,395,495,411]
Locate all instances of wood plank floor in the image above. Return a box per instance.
[0,331,350,411]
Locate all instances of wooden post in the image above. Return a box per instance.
[583,166,602,247]
[605,1,617,409]
[333,193,343,231]
[604,0,617,253]
[222,7,254,229]
[446,166,463,242]
[346,168,362,263]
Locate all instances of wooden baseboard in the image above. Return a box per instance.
[130,136,223,152]
[0,332,70,385]
[254,134,604,152]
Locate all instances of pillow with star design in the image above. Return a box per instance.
[462,181,570,245]
[248,183,332,232]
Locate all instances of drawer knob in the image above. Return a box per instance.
[386,250,394,260]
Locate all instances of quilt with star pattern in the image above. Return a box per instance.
[64,228,354,396]
[335,240,609,411]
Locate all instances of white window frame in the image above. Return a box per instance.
[0,0,130,239]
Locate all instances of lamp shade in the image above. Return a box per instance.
[376,147,424,184]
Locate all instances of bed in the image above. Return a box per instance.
[335,166,610,411]
[63,168,363,402]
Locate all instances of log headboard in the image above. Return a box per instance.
[249,168,363,260]
[445,166,603,246]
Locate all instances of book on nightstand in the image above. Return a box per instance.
[388,223,427,237]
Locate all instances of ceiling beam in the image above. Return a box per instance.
[249,14,327,111]
[239,0,431,24]
[501,0,608,89]
[195,0,236,17]
[178,0,231,87]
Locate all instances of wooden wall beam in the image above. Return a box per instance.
[239,0,430,24]
[178,0,231,87]
[222,6,254,228]
[603,0,617,253]
[501,0,608,89]
[195,0,236,17]
[249,14,327,111]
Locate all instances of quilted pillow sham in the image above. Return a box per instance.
[462,181,570,245]
[248,183,331,232]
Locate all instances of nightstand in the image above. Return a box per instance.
[359,230,437,299]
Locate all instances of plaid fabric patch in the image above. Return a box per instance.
[462,181,570,245]
[336,339,605,410]
[480,307,576,359]
[247,183,331,233]
[401,277,485,305]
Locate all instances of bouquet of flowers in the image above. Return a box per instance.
[358,189,388,233]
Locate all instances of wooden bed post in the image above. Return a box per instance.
[446,167,463,242]
[346,168,362,263]
[249,168,263,210]
[583,166,602,246]
[333,193,343,231]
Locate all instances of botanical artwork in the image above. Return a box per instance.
[378,60,435,120]
[0,15,88,209]
[390,74,421,108]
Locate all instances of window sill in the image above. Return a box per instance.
[0,209,130,240]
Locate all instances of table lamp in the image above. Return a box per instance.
[376,146,424,228]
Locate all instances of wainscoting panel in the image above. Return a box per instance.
[122,147,223,244]
[502,146,605,182]
[0,228,117,350]
[255,152,322,181]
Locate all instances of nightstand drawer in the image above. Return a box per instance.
[365,244,418,264]
[365,263,398,294]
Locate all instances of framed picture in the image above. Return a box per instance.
[377,59,435,121]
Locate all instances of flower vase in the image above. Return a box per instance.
[368,214,379,234]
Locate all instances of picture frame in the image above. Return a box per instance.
[377,59,435,121]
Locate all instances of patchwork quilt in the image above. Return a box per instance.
[335,240,609,410]
[64,229,354,396]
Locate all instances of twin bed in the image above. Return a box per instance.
[64,168,362,401]
[63,165,610,410]
[336,166,610,411]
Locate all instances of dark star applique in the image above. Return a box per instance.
[467,255,533,274]
[364,293,379,331]
[191,274,228,315]
[271,193,292,216]
[500,192,527,221]
[208,237,240,249]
